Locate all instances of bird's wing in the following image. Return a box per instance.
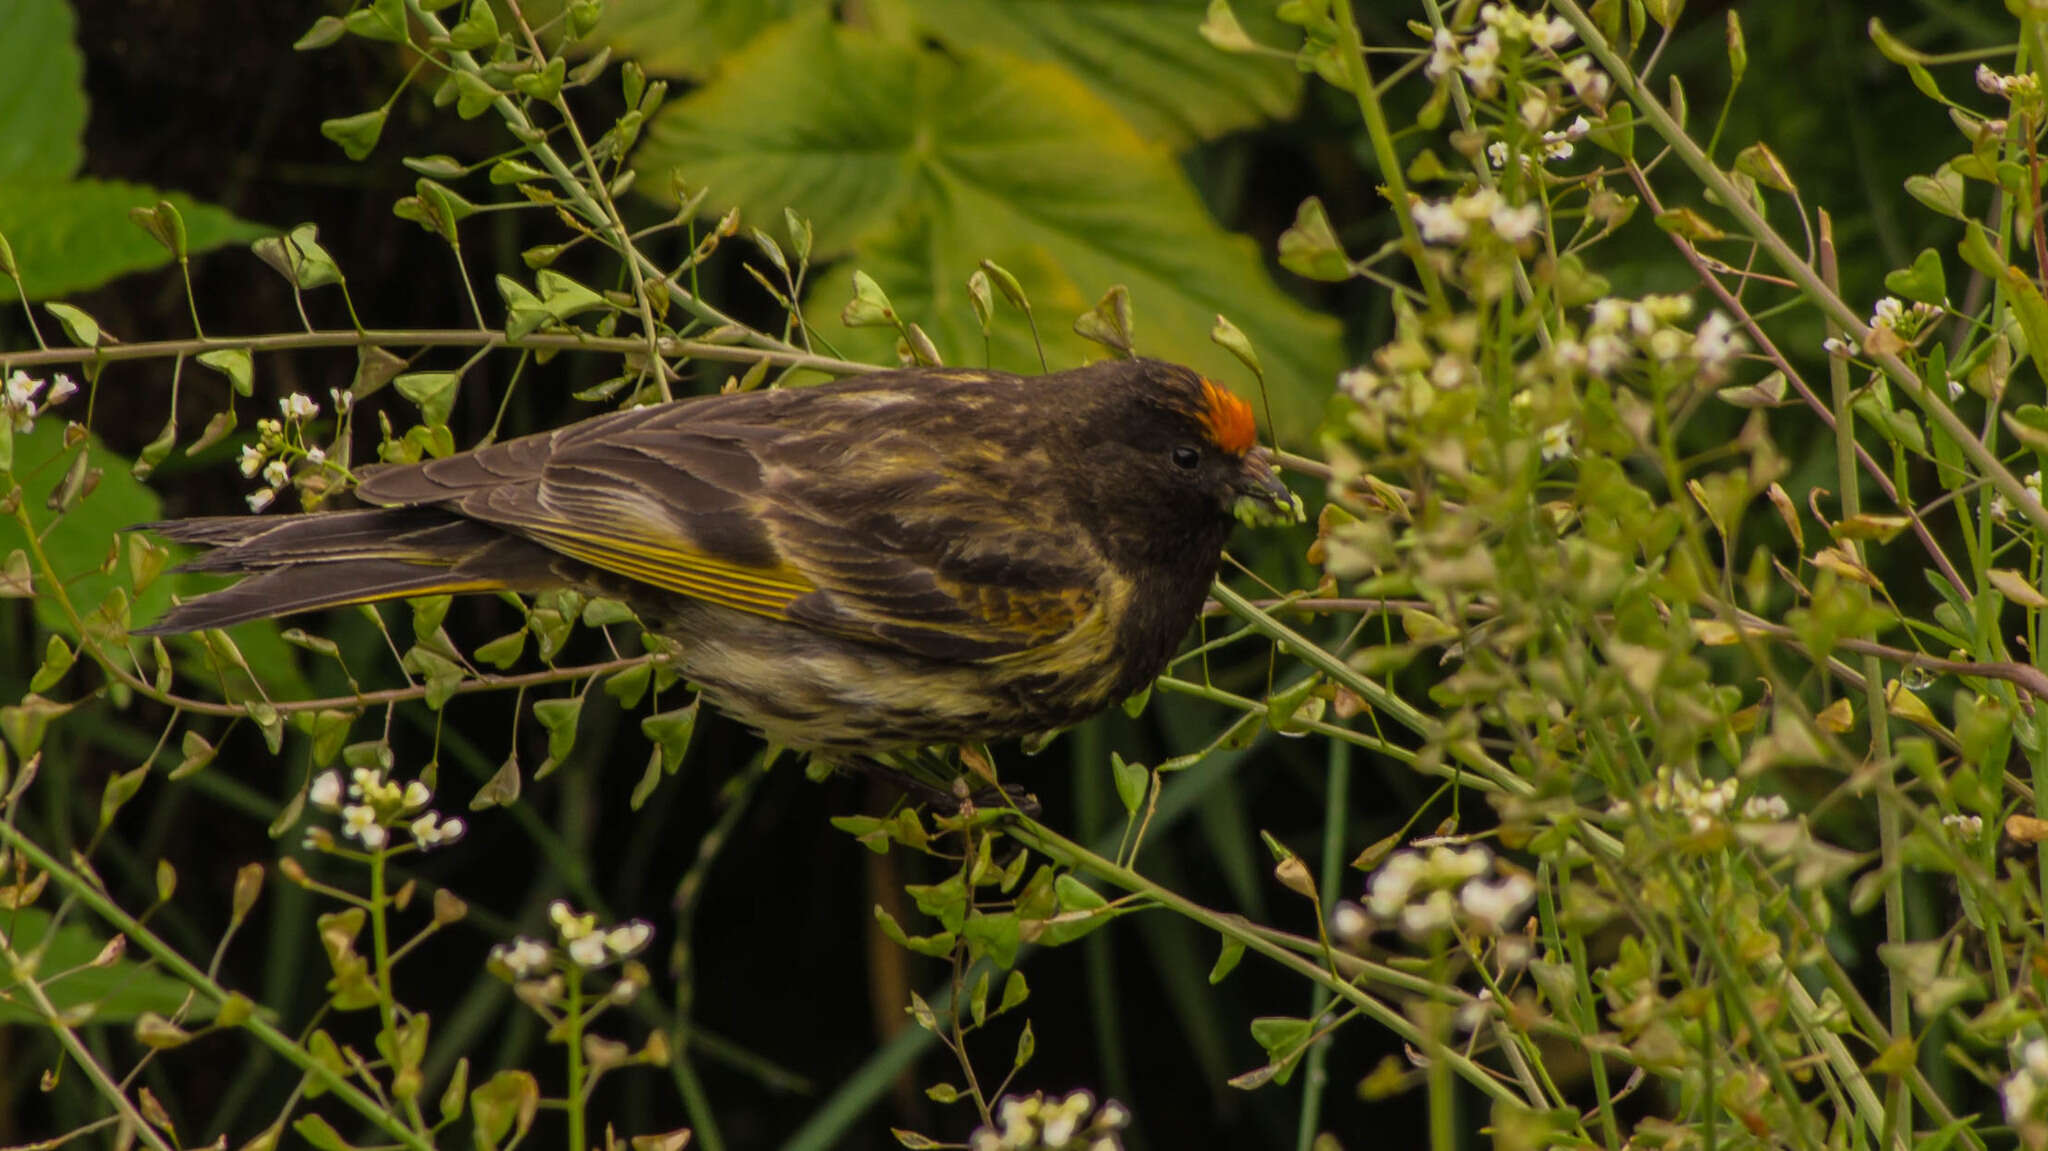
[353,387,1107,662]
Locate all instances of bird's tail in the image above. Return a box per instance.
[136,509,554,635]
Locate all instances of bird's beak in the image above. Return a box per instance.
[1231,450,1305,527]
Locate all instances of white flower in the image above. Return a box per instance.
[1399,888,1457,937]
[1460,27,1502,90]
[605,921,653,956]
[246,488,276,513]
[550,900,596,941]
[280,393,320,422]
[1337,367,1383,402]
[341,804,387,850]
[1413,200,1468,244]
[1692,311,1747,378]
[1871,296,1905,329]
[1741,795,1791,822]
[1539,422,1573,462]
[1487,141,1510,169]
[1586,333,1631,377]
[305,445,326,466]
[1559,55,1610,106]
[1429,355,1473,390]
[1425,29,1458,79]
[4,370,44,408]
[567,933,609,968]
[1588,298,1631,333]
[492,937,551,980]
[238,443,267,477]
[2007,1072,2039,1121]
[262,458,289,488]
[1646,327,1688,362]
[1366,851,1424,917]
[1529,15,1575,50]
[45,373,77,405]
[1519,92,1554,130]
[309,771,343,810]
[1822,336,1858,358]
[1330,901,1369,945]
[1979,64,2011,96]
[1460,873,1535,933]
[410,811,465,848]
[1942,812,1983,837]
[1490,202,1543,243]
[1947,376,1965,400]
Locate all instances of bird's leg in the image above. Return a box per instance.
[837,752,1041,818]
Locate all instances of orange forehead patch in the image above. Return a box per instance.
[1198,377,1258,455]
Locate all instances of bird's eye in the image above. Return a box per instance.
[1171,445,1201,470]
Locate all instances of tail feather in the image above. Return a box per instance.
[136,509,557,635]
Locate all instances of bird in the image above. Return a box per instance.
[138,358,1301,755]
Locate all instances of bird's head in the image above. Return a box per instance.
[1062,359,1304,546]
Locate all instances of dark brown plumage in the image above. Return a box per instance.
[140,358,1298,752]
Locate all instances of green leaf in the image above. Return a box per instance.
[1277,195,1352,281]
[197,347,255,396]
[292,1114,361,1151]
[641,700,700,771]
[533,695,583,774]
[897,0,1301,146]
[1110,751,1147,815]
[0,180,266,302]
[394,371,462,427]
[321,108,388,160]
[595,0,826,80]
[633,15,1339,441]
[470,1070,540,1151]
[0,909,214,1025]
[44,301,99,347]
[1883,248,1947,305]
[0,0,85,182]
[1209,936,1246,984]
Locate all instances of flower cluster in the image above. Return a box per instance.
[968,1090,1129,1151]
[1989,469,2043,523]
[309,766,465,852]
[2006,1037,2048,1124]
[1550,295,1747,384]
[2,370,78,433]
[1608,766,1785,834]
[241,391,343,512]
[1426,5,1578,93]
[1352,844,1536,941]
[1978,63,2042,103]
[1413,187,1544,247]
[488,900,654,984]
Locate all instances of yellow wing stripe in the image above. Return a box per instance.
[529,525,814,593]
[535,534,807,620]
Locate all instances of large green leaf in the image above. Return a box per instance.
[0,0,85,182]
[898,0,1301,146]
[0,180,267,302]
[0,0,264,301]
[593,0,827,80]
[634,16,1339,441]
[0,908,210,1025]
